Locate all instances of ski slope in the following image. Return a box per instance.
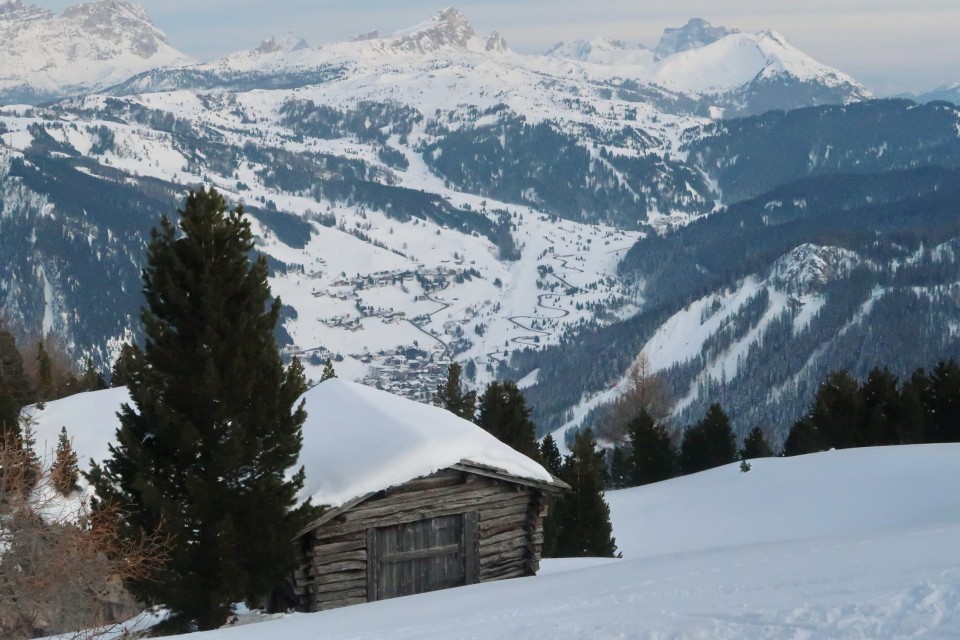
[83,443,960,639]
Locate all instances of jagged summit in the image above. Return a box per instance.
[0,0,52,21]
[254,32,310,55]
[390,7,476,53]
[0,0,188,103]
[485,31,508,53]
[654,18,738,60]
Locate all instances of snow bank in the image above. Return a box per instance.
[299,379,552,506]
[607,444,960,559]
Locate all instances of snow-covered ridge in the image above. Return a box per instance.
[0,0,189,101]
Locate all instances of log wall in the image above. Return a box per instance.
[294,468,548,612]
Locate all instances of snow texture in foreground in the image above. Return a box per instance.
[152,444,960,639]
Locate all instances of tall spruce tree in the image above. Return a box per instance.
[87,188,310,631]
[739,426,773,460]
[679,403,737,474]
[550,429,617,557]
[433,363,476,421]
[35,342,53,402]
[625,409,677,486]
[925,359,960,443]
[476,380,539,459]
[0,331,33,439]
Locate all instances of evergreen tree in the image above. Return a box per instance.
[808,370,863,449]
[925,359,960,443]
[859,367,902,445]
[606,445,630,489]
[87,188,312,631]
[320,358,337,382]
[626,409,677,486]
[898,370,929,444]
[538,433,563,477]
[433,363,476,421]
[782,417,822,456]
[110,343,143,388]
[80,358,107,392]
[0,331,34,431]
[35,342,53,402]
[739,426,773,460]
[679,403,736,474]
[550,429,617,557]
[476,380,539,459]
[51,426,80,495]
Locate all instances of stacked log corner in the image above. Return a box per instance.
[294,468,548,612]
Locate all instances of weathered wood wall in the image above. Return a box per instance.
[294,468,548,612]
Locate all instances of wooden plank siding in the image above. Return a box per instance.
[294,467,550,612]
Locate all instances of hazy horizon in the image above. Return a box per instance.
[26,0,960,95]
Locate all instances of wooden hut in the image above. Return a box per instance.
[291,379,567,612]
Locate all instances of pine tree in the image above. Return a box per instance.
[550,429,617,557]
[809,370,863,448]
[782,417,821,456]
[35,342,53,402]
[80,358,107,392]
[110,343,143,388]
[433,363,476,421]
[859,367,902,446]
[925,359,960,443]
[51,426,79,495]
[476,380,539,459]
[87,188,312,631]
[320,358,337,382]
[0,331,34,438]
[626,409,677,486]
[538,433,563,477]
[679,403,736,474]
[739,426,773,460]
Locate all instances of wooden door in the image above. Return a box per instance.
[368,513,478,601]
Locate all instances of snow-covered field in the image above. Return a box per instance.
[116,444,960,639]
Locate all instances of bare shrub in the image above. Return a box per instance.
[597,353,672,443]
[0,433,169,639]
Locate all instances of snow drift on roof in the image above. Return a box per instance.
[298,378,553,507]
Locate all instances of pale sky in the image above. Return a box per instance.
[35,0,960,95]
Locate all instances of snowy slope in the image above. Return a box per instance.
[93,444,960,639]
[0,0,189,103]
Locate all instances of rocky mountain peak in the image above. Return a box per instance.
[485,31,508,53]
[391,7,476,53]
[0,0,52,21]
[254,32,310,55]
[654,18,738,60]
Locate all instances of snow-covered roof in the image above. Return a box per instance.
[299,379,554,507]
[27,379,555,509]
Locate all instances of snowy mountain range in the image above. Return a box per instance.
[0,0,188,104]
[0,4,958,443]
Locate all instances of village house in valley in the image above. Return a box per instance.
[293,379,568,612]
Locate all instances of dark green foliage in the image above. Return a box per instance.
[51,426,80,495]
[925,359,960,442]
[87,188,312,631]
[320,358,337,382]
[433,363,476,421]
[550,429,617,558]
[35,342,53,402]
[782,418,821,456]
[859,368,905,445]
[0,331,34,413]
[81,358,107,392]
[476,380,539,459]
[739,426,773,460]
[110,343,143,388]
[687,99,960,203]
[539,434,563,477]
[625,409,677,486]
[679,404,737,475]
